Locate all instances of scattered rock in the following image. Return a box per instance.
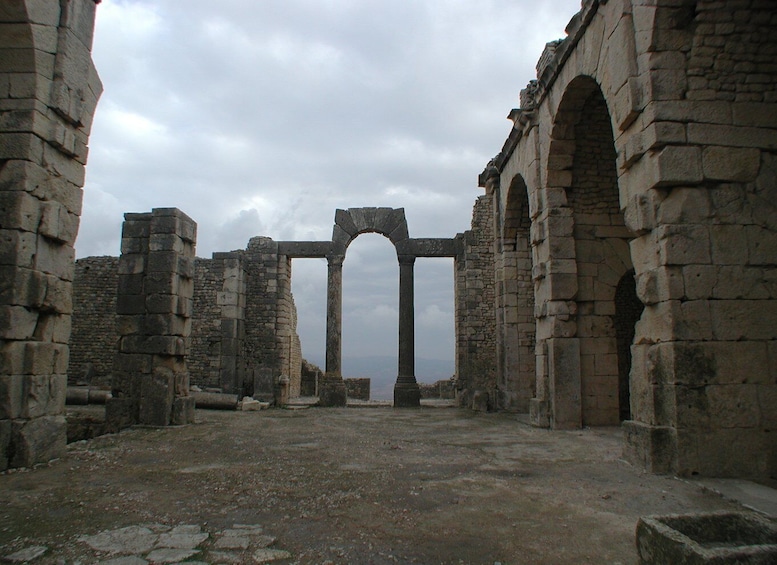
[99,557,148,565]
[252,548,292,563]
[2,545,48,563]
[144,547,199,563]
[80,526,157,555]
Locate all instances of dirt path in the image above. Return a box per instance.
[0,407,747,564]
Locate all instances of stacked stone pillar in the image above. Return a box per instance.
[0,0,101,470]
[213,252,246,395]
[394,255,420,407]
[320,255,347,406]
[106,208,196,430]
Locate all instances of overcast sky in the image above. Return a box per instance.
[79,0,582,384]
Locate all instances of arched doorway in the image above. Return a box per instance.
[498,174,535,411]
[544,76,638,427]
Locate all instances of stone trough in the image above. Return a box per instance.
[636,512,777,564]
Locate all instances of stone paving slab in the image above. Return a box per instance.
[2,523,288,564]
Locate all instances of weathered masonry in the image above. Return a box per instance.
[0,0,102,470]
[71,208,464,408]
[462,0,777,478]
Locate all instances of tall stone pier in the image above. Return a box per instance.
[0,0,102,470]
[106,208,197,431]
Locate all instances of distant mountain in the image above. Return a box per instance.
[341,355,454,400]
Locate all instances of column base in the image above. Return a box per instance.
[622,420,677,475]
[529,398,550,428]
[319,376,347,407]
[394,377,420,407]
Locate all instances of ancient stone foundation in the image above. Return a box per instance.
[105,208,196,431]
[0,0,101,470]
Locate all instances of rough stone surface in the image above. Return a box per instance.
[0,0,102,471]
[0,408,761,564]
[480,0,777,478]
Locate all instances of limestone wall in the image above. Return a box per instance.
[190,258,222,390]
[455,194,497,409]
[484,0,777,477]
[69,256,118,387]
[0,0,102,470]
[71,245,302,402]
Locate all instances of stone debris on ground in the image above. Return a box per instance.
[1,523,289,564]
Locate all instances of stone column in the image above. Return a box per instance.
[106,208,197,431]
[320,255,346,406]
[394,255,420,407]
[0,0,102,471]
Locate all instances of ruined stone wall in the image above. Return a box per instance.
[484,0,777,477]
[69,256,118,387]
[344,377,370,401]
[242,237,302,402]
[105,208,196,431]
[190,258,221,390]
[0,0,102,470]
[455,194,496,409]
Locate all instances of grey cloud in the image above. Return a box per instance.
[79,0,581,369]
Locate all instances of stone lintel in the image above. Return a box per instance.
[406,238,460,257]
[277,241,332,258]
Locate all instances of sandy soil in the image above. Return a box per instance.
[0,406,747,564]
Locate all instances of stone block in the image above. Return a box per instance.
[171,395,195,425]
[622,420,677,474]
[707,384,759,429]
[0,228,36,268]
[142,314,188,337]
[39,200,79,244]
[656,224,711,266]
[34,235,76,280]
[118,254,145,275]
[636,512,777,565]
[0,265,47,308]
[10,415,66,468]
[0,190,42,232]
[688,123,777,149]
[702,146,760,182]
[116,294,145,315]
[117,273,143,295]
[0,418,10,471]
[548,337,581,429]
[32,312,71,344]
[0,374,23,419]
[650,146,703,188]
[655,187,710,225]
[629,232,660,272]
[758,385,777,428]
[0,305,38,340]
[105,397,139,432]
[139,368,176,426]
[711,300,777,340]
[709,225,747,265]
[746,225,777,265]
[147,250,178,273]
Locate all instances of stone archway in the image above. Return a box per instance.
[537,75,637,428]
[496,174,535,411]
[277,207,460,407]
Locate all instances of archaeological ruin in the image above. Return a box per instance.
[2,0,776,484]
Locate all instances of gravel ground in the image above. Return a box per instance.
[0,406,749,564]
